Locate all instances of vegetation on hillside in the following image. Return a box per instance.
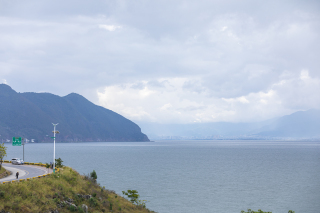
[0,167,155,213]
[241,209,295,213]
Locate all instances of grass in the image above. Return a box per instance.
[0,166,5,174]
[0,167,156,213]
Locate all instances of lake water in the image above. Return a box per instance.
[3,140,320,213]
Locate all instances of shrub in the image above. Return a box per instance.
[89,197,98,207]
[69,205,77,212]
[241,210,272,213]
[0,191,5,198]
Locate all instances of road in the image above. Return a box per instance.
[0,163,53,183]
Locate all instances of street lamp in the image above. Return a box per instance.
[52,123,59,173]
[22,137,25,161]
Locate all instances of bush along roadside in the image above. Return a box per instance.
[0,167,156,213]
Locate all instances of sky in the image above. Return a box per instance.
[0,0,319,124]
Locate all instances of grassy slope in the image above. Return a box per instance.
[0,166,5,174]
[0,167,155,213]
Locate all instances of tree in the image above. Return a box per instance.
[90,170,97,180]
[55,158,64,168]
[0,143,7,170]
[122,190,148,208]
[122,190,140,204]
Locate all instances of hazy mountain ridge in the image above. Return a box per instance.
[137,109,320,140]
[256,109,320,137]
[0,84,149,142]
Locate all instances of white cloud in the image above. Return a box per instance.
[2,79,8,84]
[98,24,122,31]
[300,69,309,80]
[97,70,320,123]
[160,103,173,111]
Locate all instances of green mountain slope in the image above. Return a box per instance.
[0,84,149,142]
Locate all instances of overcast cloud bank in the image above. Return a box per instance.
[0,0,319,123]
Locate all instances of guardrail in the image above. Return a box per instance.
[1,161,60,184]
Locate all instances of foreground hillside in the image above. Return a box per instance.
[0,84,149,142]
[0,167,155,213]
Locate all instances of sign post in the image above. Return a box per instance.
[12,137,24,161]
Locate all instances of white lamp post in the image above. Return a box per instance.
[52,123,59,173]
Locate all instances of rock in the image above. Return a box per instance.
[46,210,59,213]
[69,203,77,210]
[83,194,92,199]
[81,204,88,213]
[76,194,93,199]
[57,201,65,208]
[67,198,73,203]
[63,201,77,210]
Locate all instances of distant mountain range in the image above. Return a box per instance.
[0,84,149,142]
[137,109,320,140]
[1,83,318,142]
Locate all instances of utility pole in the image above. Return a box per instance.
[52,123,59,173]
[22,138,24,161]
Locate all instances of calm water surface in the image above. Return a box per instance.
[4,141,320,213]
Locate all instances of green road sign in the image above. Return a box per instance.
[12,137,22,146]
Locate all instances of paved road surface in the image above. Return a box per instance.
[0,163,53,183]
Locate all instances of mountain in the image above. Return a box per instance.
[0,84,149,142]
[255,109,320,137]
[137,109,320,140]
